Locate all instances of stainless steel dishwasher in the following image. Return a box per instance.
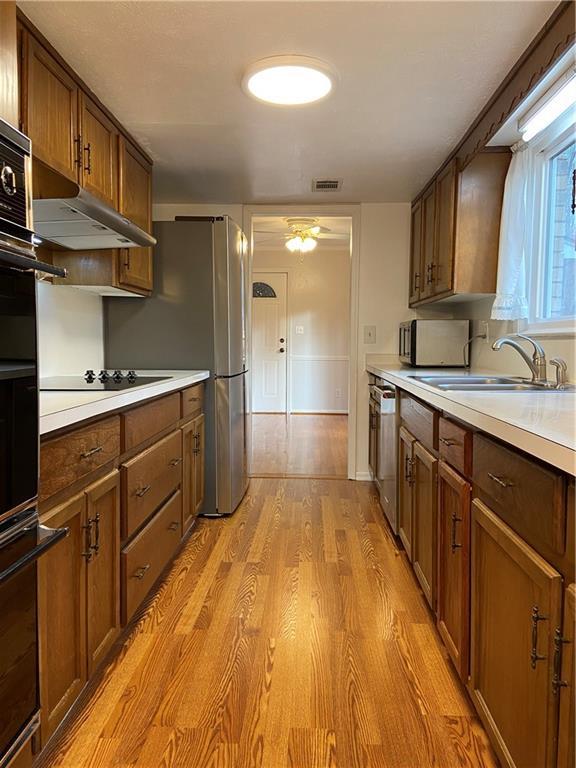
[369,377,398,534]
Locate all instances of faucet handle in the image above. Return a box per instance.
[550,358,568,389]
[514,333,546,360]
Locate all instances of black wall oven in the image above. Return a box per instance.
[0,118,66,767]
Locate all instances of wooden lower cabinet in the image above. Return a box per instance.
[38,471,120,745]
[557,584,575,768]
[470,498,562,768]
[412,440,438,609]
[85,472,121,675]
[437,460,471,680]
[368,398,379,481]
[182,413,205,533]
[398,426,415,560]
[38,494,87,745]
[8,737,33,768]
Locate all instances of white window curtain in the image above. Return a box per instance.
[491,141,533,320]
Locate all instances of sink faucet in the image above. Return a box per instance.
[491,333,548,383]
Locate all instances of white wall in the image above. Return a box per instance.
[37,283,104,377]
[253,247,350,413]
[355,203,412,477]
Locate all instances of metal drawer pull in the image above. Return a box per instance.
[135,484,151,497]
[133,564,151,580]
[169,457,183,467]
[168,521,180,532]
[487,472,514,489]
[405,456,414,485]
[440,437,459,447]
[81,446,103,459]
[552,627,569,695]
[450,512,462,553]
[531,606,547,669]
[82,520,94,561]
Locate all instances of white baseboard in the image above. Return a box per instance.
[291,409,348,414]
[355,471,372,481]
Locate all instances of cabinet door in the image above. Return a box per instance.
[437,460,471,680]
[398,426,415,560]
[119,136,152,232]
[434,159,457,295]
[79,92,118,208]
[38,494,87,745]
[412,440,438,609]
[471,498,562,768]
[409,199,423,304]
[23,34,79,182]
[557,584,575,768]
[420,183,436,299]
[85,471,120,676]
[117,247,153,293]
[182,420,195,535]
[193,413,205,516]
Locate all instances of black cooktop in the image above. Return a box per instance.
[40,370,170,392]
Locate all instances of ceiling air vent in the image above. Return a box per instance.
[312,178,342,192]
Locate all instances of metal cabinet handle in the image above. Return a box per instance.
[531,606,548,669]
[82,520,93,561]
[133,564,151,580]
[81,446,103,459]
[487,472,515,489]
[193,433,201,455]
[439,437,458,447]
[168,521,180,532]
[450,512,462,553]
[169,457,183,467]
[89,512,100,554]
[571,168,575,216]
[426,263,436,285]
[84,142,92,174]
[135,484,151,497]
[405,456,414,485]
[552,627,570,695]
[414,272,420,291]
[74,135,82,167]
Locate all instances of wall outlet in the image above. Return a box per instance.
[364,325,376,344]
[295,325,304,335]
[335,388,342,398]
[480,321,490,344]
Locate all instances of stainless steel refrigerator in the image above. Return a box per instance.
[104,216,249,517]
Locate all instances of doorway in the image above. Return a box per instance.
[248,213,354,479]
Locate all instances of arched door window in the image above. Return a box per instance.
[252,282,277,298]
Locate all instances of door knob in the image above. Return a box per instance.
[279,348,285,353]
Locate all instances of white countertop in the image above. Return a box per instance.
[366,359,576,475]
[39,370,210,435]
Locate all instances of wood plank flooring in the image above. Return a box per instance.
[251,415,348,478]
[42,478,498,768]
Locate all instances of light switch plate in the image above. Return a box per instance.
[364,325,376,344]
[295,325,304,335]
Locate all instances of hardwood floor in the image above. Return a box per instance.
[251,414,348,478]
[42,478,498,768]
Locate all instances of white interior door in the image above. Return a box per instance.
[252,272,288,412]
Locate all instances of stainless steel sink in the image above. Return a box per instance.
[409,375,573,392]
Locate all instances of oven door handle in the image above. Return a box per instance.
[0,243,67,278]
[0,525,69,585]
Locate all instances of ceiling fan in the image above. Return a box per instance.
[254,217,349,253]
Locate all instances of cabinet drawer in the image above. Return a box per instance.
[473,434,565,557]
[439,417,472,477]
[399,392,438,451]
[122,393,180,450]
[122,430,182,538]
[181,383,204,419]
[40,416,120,501]
[122,490,182,624]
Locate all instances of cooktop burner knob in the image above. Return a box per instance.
[112,370,124,382]
[98,370,110,382]
[84,369,95,382]
[127,370,137,381]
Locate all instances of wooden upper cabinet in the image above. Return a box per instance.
[118,246,153,293]
[437,460,471,681]
[434,159,457,295]
[22,32,79,181]
[79,93,118,208]
[470,498,562,768]
[420,184,436,300]
[557,583,575,768]
[411,440,438,610]
[409,200,423,304]
[119,136,152,233]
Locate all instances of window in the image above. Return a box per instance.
[252,281,276,298]
[525,107,576,334]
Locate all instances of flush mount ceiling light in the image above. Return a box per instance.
[243,55,335,106]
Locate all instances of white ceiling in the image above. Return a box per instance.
[253,215,351,250]
[19,0,557,204]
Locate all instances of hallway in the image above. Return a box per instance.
[250,414,348,478]
[41,478,497,768]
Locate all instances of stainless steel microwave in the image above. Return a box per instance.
[399,319,470,367]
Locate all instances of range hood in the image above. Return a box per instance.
[32,180,156,251]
